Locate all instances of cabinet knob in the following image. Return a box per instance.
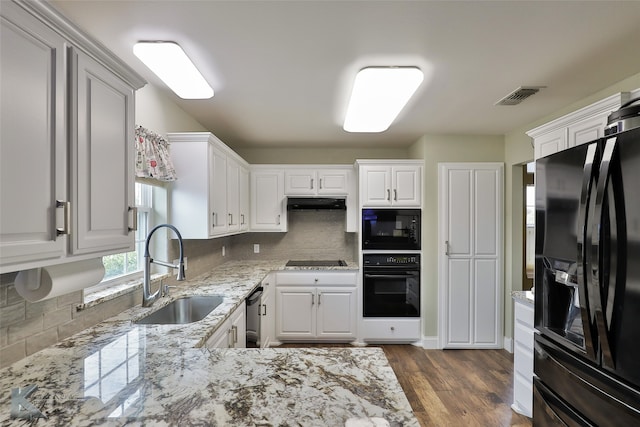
[390,326,395,331]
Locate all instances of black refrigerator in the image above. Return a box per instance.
[534,108,640,425]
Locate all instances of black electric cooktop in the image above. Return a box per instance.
[285,260,347,267]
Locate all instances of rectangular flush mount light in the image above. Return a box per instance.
[133,41,213,99]
[343,66,423,133]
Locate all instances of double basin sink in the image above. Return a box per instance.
[135,295,224,325]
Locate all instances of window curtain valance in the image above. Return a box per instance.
[134,125,177,182]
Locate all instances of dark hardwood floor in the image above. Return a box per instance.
[279,343,532,427]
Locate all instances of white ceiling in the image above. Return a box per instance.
[52,0,640,149]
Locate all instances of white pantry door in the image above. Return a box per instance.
[438,163,504,349]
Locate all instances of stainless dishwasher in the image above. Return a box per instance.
[245,286,263,347]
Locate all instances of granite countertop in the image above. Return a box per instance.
[0,260,418,426]
[512,290,535,305]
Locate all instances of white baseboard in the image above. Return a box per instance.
[504,336,513,353]
[420,336,439,349]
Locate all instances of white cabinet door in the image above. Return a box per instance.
[317,169,349,195]
[210,145,228,235]
[250,169,286,231]
[230,302,246,348]
[259,275,275,347]
[206,319,232,349]
[360,163,422,207]
[284,170,316,195]
[392,166,421,207]
[316,287,356,339]
[0,5,67,268]
[205,303,246,349]
[239,166,250,231]
[70,47,135,255]
[439,163,503,349]
[567,114,608,149]
[534,128,567,159]
[276,286,315,339]
[360,165,392,207]
[226,159,241,233]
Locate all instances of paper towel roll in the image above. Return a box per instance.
[15,258,105,302]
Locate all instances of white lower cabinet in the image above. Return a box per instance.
[360,319,421,342]
[206,302,246,349]
[258,274,275,348]
[275,272,357,341]
[512,298,534,418]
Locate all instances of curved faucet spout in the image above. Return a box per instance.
[142,224,186,307]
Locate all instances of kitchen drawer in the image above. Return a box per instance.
[361,319,420,342]
[514,320,534,349]
[515,301,534,327]
[276,272,357,286]
[514,340,534,378]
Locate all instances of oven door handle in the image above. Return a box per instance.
[364,274,417,279]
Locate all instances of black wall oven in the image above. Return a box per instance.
[362,208,420,250]
[363,254,420,317]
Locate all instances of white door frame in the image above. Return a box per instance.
[437,162,504,349]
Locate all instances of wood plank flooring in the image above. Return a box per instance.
[279,343,532,427]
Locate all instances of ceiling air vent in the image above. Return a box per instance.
[495,86,545,106]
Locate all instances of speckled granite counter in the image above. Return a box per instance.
[0,260,418,426]
[512,290,534,306]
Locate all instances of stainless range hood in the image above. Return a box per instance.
[286,197,346,211]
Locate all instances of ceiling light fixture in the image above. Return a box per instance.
[343,66,424,133]
[133,41,214,99]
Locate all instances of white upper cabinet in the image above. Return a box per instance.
[357,161,422,207]
[0,0,145,274]
[210,143,228,235]
[168,132,250,239]
[70,47,136,255]
[529,92,632,160]
[239,165,250,231]
[250,168,287,232]
[284,167,350,196]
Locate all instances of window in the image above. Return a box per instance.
[101,182,153,282]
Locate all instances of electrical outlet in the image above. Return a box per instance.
[253,244,260,253]
[174,257,187,270]
[222,246,226,257]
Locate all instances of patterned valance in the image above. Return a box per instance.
[134,126,177,182]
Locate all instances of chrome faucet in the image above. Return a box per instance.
[142,224,186,307]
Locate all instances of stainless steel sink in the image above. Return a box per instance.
[135,295,224,325]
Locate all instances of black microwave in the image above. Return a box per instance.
[362,209,421,250]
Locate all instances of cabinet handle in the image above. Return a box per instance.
[394,189,398,201]
[128,206,138,232]
[232,325,238,344]
[319,178,323,189]
[262,304,267,316]
[212,212,216,228]
[277,214,281,225]
[445,240,450,256]
[386,189,390,200]
[311,294,315,306]
[310,178,314,190]
[227,328,234,347]
[56,200,71,236]
[241,214,245,225]
[228,213,233,225]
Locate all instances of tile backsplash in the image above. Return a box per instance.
[0,210,357,367]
